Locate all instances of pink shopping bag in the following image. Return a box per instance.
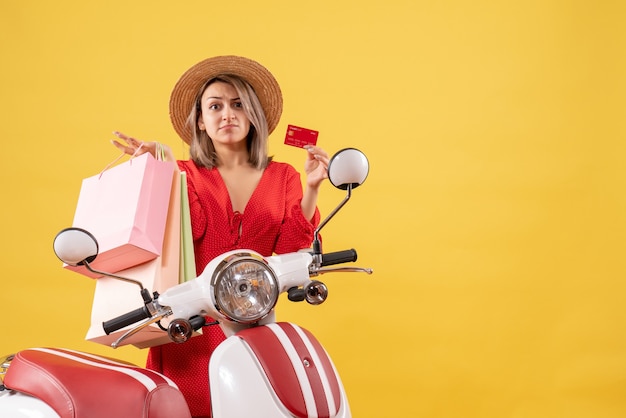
[67,152,175,278]
[85,169,198,348]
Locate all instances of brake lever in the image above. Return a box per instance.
[111,307,173,349]
[311,266,373,276]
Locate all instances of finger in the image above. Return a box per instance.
[110,139,135,155]
[113,131,130,142]
[312,148,329,165]
[111,139,131,150]
[305,145,328,156]
[111,139,124,151]
[311,154,329,165]
[316,154,329,165]
[113,131,141,147]
[304,147,325,163]
[315,148,329,158]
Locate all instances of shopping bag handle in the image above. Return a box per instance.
[98,141,164,179]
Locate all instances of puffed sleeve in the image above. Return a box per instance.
[273,165,321,255]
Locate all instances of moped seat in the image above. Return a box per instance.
[4,347,191,418]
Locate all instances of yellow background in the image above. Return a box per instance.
[2,1,625,417]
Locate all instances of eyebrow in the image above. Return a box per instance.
[205,96,241,101]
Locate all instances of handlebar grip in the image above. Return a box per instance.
[321,249,357,266]
[103,306,151,335]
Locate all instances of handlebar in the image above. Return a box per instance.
[103,306,151,335]
[321,249,357,266]
[102,249,362,335]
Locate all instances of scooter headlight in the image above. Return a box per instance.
[212,253,279,324]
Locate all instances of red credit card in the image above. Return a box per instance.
[284,125,318,148]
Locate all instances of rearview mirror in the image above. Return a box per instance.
[53,227,99,266]
[327,148,369,190]
[313,148,369,256]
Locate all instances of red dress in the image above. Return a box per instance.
[146,159,320,417]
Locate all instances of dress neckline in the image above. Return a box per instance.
[213,162,272,217]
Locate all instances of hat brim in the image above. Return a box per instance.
[169,55,283,144]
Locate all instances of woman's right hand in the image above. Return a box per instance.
[111,131,175,162]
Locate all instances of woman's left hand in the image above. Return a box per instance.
[303,145,329,189]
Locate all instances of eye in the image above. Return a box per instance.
[233,101,243,109]
[208,103,221,111]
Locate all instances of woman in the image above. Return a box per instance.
[113,55,328,417]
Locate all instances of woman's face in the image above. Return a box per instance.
[197,81,251,148]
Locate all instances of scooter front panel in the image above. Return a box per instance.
[237,322,345,418]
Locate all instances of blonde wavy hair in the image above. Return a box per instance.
[185,74,272,169]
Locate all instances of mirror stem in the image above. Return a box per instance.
[83,261,146,291]
[313,184,353,255]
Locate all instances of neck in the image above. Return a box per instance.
[215,144,250,169]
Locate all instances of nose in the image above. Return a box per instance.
[222,106,236,121]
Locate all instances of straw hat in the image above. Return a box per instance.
[169,55,283,144]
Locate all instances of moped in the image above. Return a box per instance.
[0,148,372,418]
